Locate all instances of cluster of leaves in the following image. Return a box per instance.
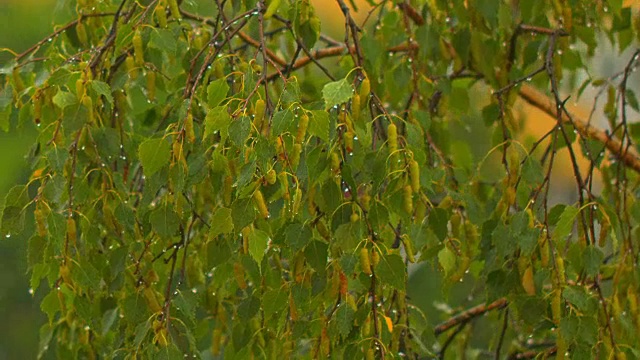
[2,0,640,358]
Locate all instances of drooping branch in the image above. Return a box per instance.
[519,84,640,173]
[397,2,424,26]
[434,298,508,336]
[177,9,640,177]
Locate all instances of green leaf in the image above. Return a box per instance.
[149,28,177,53]
[304,240,328,274]
[229,115,250,147]
[0,84,12,132]
[552,205,579,245]
[438,246,456,275]
[295,14,321,49]
[271,109,294,136]
[322,78,353,110]
[335,303,355,338]
[375,253,406,291]
[209,207,234,238]
[248,228,269,265]
[91,81,114,105]
[583,246,603,277]
[263,288,287,319]
[285,223,312,252]
[40,291,60,324]
[149,205,180,238]
[204,106,230,139]
[429,208,449,242]
[368,201,389,230]
[563,285,597,313]
[309,110,329,142]
[52,90,77,110]
[522,156,544,185]
[71,258,101,290]
[207,78,230,108]
[101,308,119,335]
[231,198,256,230]
[1,184,30,236]
[138,138,171,177]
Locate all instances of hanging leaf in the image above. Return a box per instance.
[322,78,353,110]
[138,138,171,177]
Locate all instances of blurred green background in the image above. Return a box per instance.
[0,0,58,358]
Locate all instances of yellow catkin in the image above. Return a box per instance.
[331,152,341,174]
[167,0,181,20]
[76,22,88,46]
[34,93,42,124]
[82,96,94,123]
[223,175,233,206]
[184,113,195,143]
[350,209,359,223]
[289,293,298,321]
[296,113,309,144]
[403,184,413,214]
[34,206,47,237]
[253,189,269,219]
[387,122,398,153]
[360,77,370,101]
[409,159,420,193]
[211,328,222,355]
[76,78,85,100]
[278,172,290,201]
[290,143,302,169]
[360,247,372,275]
[66,216,77,243]
[155,4,167,28]
[521,266,536,295]
[154,326,169,347]
[371,248,380,267]
[539,233,550,267]
[344,130,354,153]
[265,169,276,185]
[59,263,72,284]
[551,289,562,323]
[125,55,137,79]
[143,287,163,313]
[253,99,265,133]
[133,30,144,65]
[351,93,360,122]
[292,186,302,216]
[146,71,156,102]
[402,235,415,263]
[233,262,247,289]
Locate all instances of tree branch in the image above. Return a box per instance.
[434,298,508,336]
[518,84,640,173]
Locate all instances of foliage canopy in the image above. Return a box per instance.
[2,0,640,358]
